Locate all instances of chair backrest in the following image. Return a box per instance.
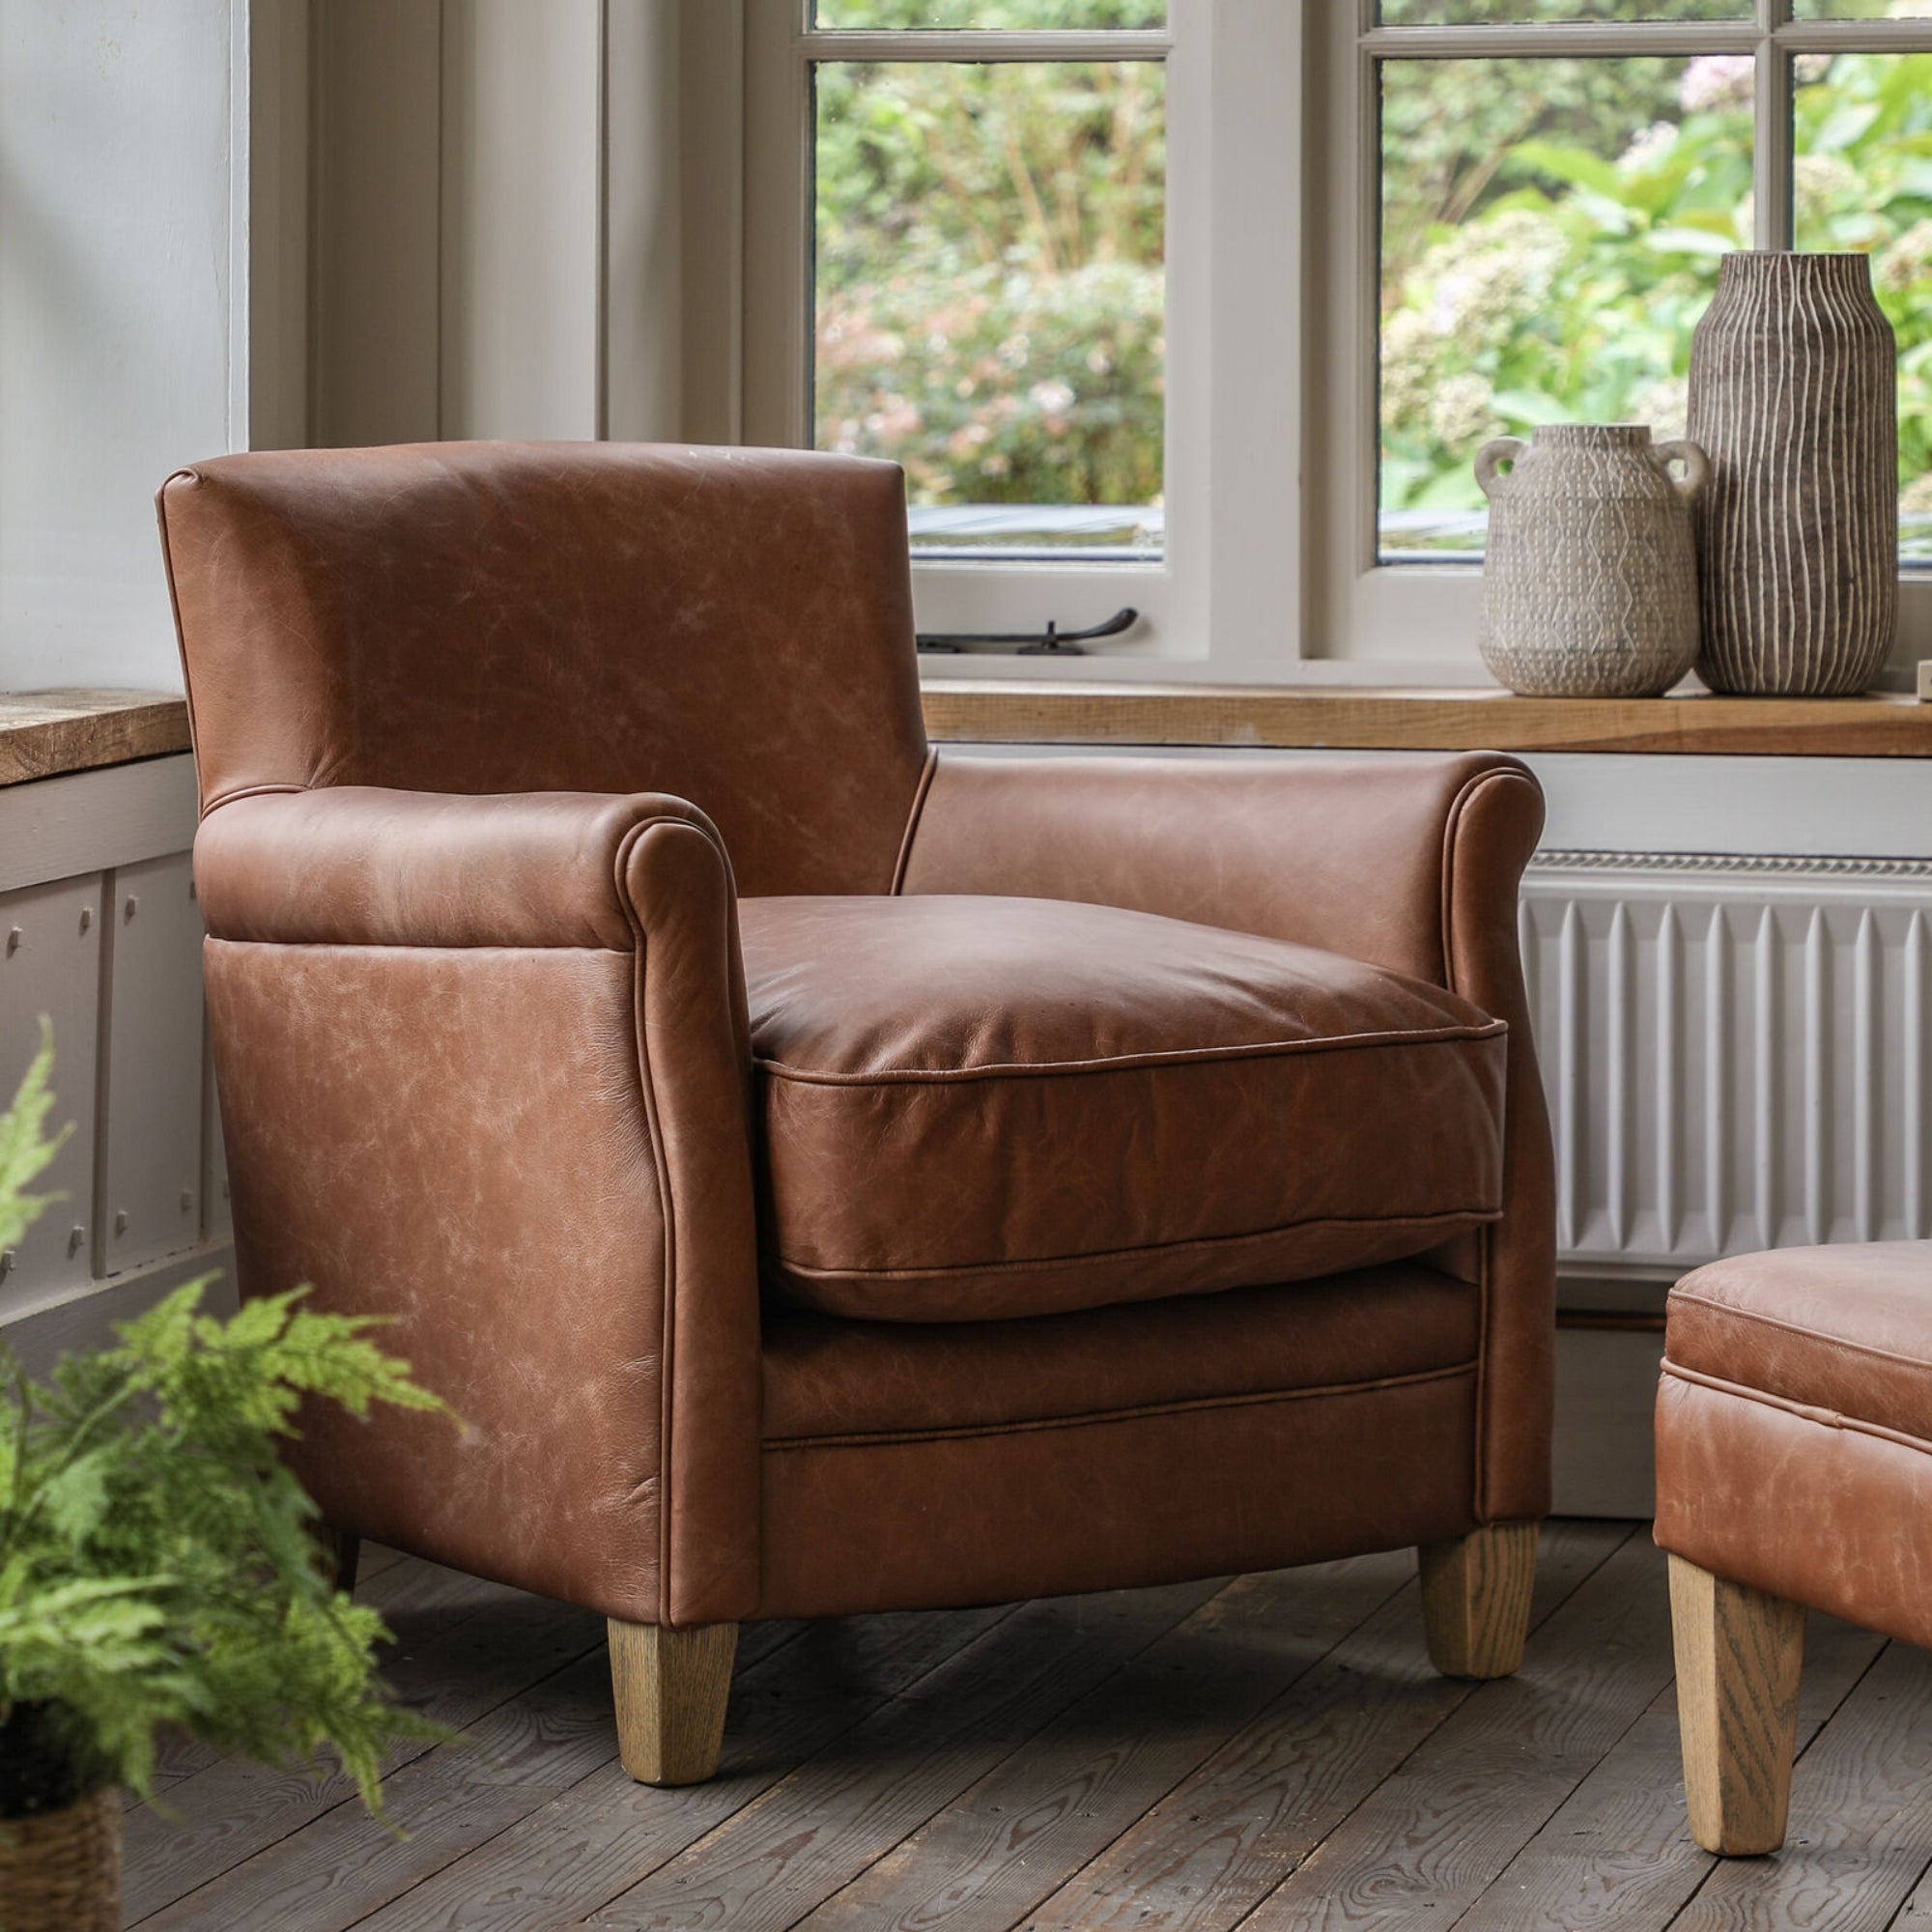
[157,440,931,896]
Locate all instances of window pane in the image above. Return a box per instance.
[1379,2,1749,22]
[814,2,1164,27]
[1792,1,1932,17]
[814,61,1165,558]
[1795,53,1932,560]
[1378,56,1752,560]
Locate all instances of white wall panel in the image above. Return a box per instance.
[0,760,231,1354]
[100,853,206,1275]
[0,875,104,1315]
[440,0,603,440]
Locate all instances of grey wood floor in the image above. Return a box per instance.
[120,1520,1932,1930]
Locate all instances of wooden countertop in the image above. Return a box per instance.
[0,690,193,786]
[920,681,1932,756]
[2,683,1928,788]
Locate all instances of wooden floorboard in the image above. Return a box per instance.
[590,1575,1234,1931]
[112,1525,1932,1932]
[1016,1521,1627,1932]
[345,1605,1018,1932]
[1669,1636,1932,1932]
[1449,1608,1889,1932]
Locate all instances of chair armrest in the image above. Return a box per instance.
[198,783,761,1628]
[899,749,1532,985]
[902,749,1555,1523]
[195,784,727,950]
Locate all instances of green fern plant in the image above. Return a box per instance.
[0,1025,450,1821]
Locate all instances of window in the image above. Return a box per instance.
[745,0,1300,673]
[1309,0,1932,673]
[742,2,1930,680]
[811,14,1168,566]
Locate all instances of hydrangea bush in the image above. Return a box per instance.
[813,0,1932,554]
[1379,39,1932,553]
[813,0,1165,520]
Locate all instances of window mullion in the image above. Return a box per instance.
[1755,14,1793,251]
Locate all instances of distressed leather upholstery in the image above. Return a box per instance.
[158,440,1556,1637]
[1656,1242,1932,1650]
[743,894,1509,1320]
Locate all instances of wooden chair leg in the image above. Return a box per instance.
[310,1522,360,1595]
[608,1620,737,1786]
[1418,1521,1539,1679]
[1668,1552,1804,1857]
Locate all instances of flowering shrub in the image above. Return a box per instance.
[817,257,1163,509]
[813,4,1932,546]
[1379,42,1932,553]
[813,40,1165,515]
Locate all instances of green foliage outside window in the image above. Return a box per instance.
[0,1028,449,1820]
[814,5,1166,515]
[1380,49,1932,554]
[814,6,1932,553]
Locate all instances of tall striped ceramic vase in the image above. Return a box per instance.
[1687,251,1896,696]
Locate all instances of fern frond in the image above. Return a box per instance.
[0,1019,71,1252]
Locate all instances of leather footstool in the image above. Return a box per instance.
[1655,1241,1932,1856]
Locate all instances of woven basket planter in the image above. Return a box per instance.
[0,1787,121,1931]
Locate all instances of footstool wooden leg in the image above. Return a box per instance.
[1418,1522,1539,1679]
[608,1620,737,1786]
[1669,1553,1804,1856]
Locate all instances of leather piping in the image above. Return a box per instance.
[201,781,311,818]
[613,812,741,1625]
[1669,1285,1932,1377]
[755,1018,1506,1087]
[1662,1357,1932,1461]
[1439,763,1540,1524]
[890,747,939,895]
[764,1358,1479,1451]
[155,470,207,796]
[772,1208,1500,1284]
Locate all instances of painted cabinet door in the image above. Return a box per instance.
[0,874,105,1315]
[100,852,206,1276]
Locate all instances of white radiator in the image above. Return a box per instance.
[1520,852,1932,1275]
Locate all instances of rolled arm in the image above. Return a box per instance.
[902,749,1555,1524]
[197,784,762,1628]
[195,784,727,950]
[900,750,1529,983]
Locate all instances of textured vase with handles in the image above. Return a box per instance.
[1688,250,1897,696]
[1475,423,1708,698]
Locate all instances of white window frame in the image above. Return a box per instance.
[1307,0,1932,685]
[741,0,1313,682]
[735,1,1932,686]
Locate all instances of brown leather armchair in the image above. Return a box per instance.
[157,440,1555,1786]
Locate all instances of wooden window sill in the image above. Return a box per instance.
[920,680,1932,757]
[7,683,1928,787]
[0,692,193,786]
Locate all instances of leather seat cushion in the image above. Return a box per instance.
[740,895,1509,1321]
[1666,1241,1932,1441]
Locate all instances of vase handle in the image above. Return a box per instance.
[1474,438,1526,500]
[1656,438,1711,502]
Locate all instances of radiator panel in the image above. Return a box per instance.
[1521,855,1932,1273]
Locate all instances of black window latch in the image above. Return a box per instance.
[915,607,1139,657]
